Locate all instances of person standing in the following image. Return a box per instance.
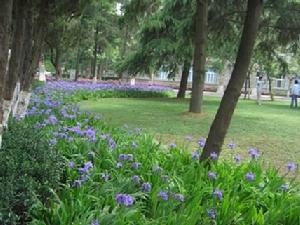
[256,76,264,105]
[290,80,300,108]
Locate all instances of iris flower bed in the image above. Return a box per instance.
[3,82,300,225]
[45,81,173,101]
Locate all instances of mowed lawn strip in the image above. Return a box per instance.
[79,97,300,168]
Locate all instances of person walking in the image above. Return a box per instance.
[256,76,264,105]
[290,80,300,108]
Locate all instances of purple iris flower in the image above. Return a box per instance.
[131,175,140,184]
[158,191,169,201]
[192,151,200,160]
[69,126,84,136]
[208,171,217,180]
[207,209,217,219]
[85,128,96,141]
[169,143,176,149]
[132,162,141,169]
[101,173,110,182]
[287,162,297,172]
[108,138,117,149]
[73,179,82,188]
[127,154,133,161]
[91,220,99,225]
[198,138,206,148]
[49,138,57,145]
[234,154,242,163]
[57,132,68,139]
[212,189,223,201]
[248,148,260,159]
[116,162,123,169]
[115,194,134,206]
[210,152,218,160]
[47,115,58,125]
[227,141,236,150]
[141,182,152,192]
[68,161,75,169]
[174,194,185,202]
[245,172,255,181]
[100,134,107,140]
[118,154,127,161]
[78,161,93,174]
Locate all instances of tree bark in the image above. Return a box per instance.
[55,47,62,80]
[267,75,274,101]
[4,0,25,101]
[92,24,99,82]
[200,0,263,161]
[177,61,190,98]
[0,0,13,147]
[97,62,103,80]
[16,2,33,119]
[17,0,51,118]
[243,69,251,100]
[22,0,50,92]
[74,17,84,81]
[2,0,26,127]
[20,4,34,92]
[189,0,208,113]
[118,25,129,80]
[74,47,80,81]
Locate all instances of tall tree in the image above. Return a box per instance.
[201,0,263,160]
[189,0,208,113]
[0,0,13,147]
[3,0,26,125]
[177,61,191,98]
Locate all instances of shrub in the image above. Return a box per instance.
[0,120,64,225]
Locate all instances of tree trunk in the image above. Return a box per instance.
[189,0,208,113]
[244,63,254,99]
[3,0,26,127]
[267,75,274,101]
[55,47,62,80]
[4,0,25,101]
[17,3,33,118]
[0,0,13,147]
[74,46,80,81]
[118,25,129,80]
[200,0,263,161]
[74,17,84,81]
[20,4,33,92]
[97,62,103,80]
[22,0,50,92]
[92,24,99,82]
[177,61,190,98]
[17,0,51,118]
[243,71,251,100]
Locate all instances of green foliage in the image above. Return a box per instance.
[44,0,120,76]
[8,86,298,225]
[44,59,55,73]
[0,120,65,225]
[32,80,46,89]
[65,89,172,102]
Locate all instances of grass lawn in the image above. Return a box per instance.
[79,97,300,168]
